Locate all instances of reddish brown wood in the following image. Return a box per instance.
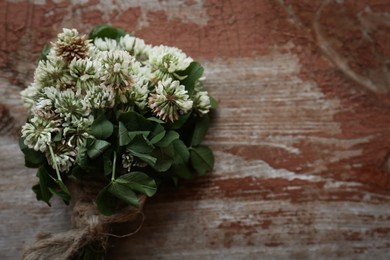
[1,0,390,259]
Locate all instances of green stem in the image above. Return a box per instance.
[111,151,117,181]
[48,145,62,181]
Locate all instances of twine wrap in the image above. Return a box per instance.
[22,180,145,260]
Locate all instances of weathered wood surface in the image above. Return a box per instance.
[1,0,390,259]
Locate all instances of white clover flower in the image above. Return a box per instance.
[63,115,94,147]
[193,90,211,115]
[148,78,193,122]
[136,63,152,80]
[122,148,147,172]
[119,35,149,61]
[120,77,149,110]
[122,152,134,172]
[34,56,73,89]
[54,89,90,121]
[148,45,192,81]
[34,97,53,112]
[46,141,76,172]
[31,86,59,113]
[69,58,101,91]
[84,84,115,109]
[21,116,60,152]
[87,43,102,59]
[100,50,134,88]
[100,50,145,104]
[57,28,78,41]
[132,78,149,109]
[54,28,89,62]
[21,83,40,109]
[42,86,60,100]
[94,38,119,51]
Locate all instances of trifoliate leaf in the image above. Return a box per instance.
[23,152,45,168]
[36,166,53,206]
[156,130,179,147]
[128,131,150,140]
[152,145,174,172]
[89,24,127,41]
[176,61,204,96]
[116,171,157,197]
[128,134,154,154]
[103,157,112,176]
[129,150,157,166]
[147,117,165,124]
[166,110,192,130]
[150,124,166,144]
[76,145,97,171]
[87,139,111,159]
[117,111,154,132]
[124,134,156,165]
[191,114,209,146]
[90,114,113,139]
[172,139,189,164]
[97,183,118,216]
[19,137,45,168]
[190,145,214,176]
[118,122,131,146]
[108,181,140,208]
[32,184,47,205]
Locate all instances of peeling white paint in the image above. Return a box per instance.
[83,0,209,27]
[214,151,364,191]
[203,55,342,154]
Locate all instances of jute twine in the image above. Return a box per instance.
[22,180,145,260]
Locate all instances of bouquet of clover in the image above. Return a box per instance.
[20,25,217,260]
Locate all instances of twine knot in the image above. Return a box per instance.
[22,180,145,260]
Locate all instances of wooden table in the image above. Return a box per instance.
[1,0,390,259]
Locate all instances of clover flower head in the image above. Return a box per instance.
[122,152,134,172]
[120,77,149,110]
[33,97,54,113]
[87,43,102,59]
[193,90,211,115]
[148,78,193,122]
[94,38,119,51]
[30,86,60,113]
[84,84,115,109]
[119,35,149,61]
[54,28,89,62]
[63,115,94,147]
[122,148,147,172]
[149,45,193,81]
[135,63,152,80]
[54,89,90,121]
[69,58,101,91]
[46,141,76,172]
[100,50,134,89]
[21,115,60,152]
[34,56,72,89]
[133,78,149,109]
[21,83,40,109]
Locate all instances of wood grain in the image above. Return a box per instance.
[1,0,390,259]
